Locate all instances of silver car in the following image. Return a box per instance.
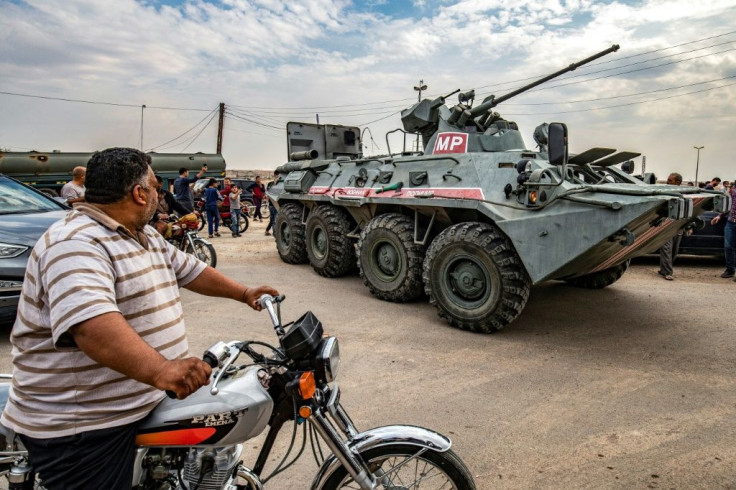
[0,175,68,325]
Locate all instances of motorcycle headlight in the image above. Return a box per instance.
[0,243,29,259]
[315,337,340,384]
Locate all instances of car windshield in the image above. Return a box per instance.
[0,177,66,214]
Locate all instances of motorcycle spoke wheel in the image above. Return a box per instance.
[186,239,217,268]
[323,445,475,490]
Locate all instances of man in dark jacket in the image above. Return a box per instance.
[173,166,206,212]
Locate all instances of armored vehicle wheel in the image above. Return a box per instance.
[564,261,629,289]
[423,222,531,333]
[357,213,425,302]
[275,202,308,264]
[305,205,356,277]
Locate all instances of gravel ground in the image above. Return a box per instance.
[2,217,734,489]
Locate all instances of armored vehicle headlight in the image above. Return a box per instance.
[528,190,538,204]
[315,337,340,384]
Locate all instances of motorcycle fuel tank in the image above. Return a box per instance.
[135,366,273,447]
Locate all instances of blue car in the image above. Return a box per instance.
[0,175,68,324]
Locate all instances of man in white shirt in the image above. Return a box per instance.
[60,166,86,204]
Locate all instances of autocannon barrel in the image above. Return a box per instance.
[469,44,620,117]
[290,150,319,161]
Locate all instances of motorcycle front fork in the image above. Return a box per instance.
[308,389,376,490]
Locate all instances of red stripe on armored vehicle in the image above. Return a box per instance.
[308,186,485,200]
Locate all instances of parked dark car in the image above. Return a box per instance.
[0,175,68,324]
[679,210,726,256]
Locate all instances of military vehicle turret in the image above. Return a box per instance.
[268,45,732,333]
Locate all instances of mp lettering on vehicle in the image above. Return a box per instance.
[433,132,468,154]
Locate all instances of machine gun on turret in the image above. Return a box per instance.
[400,44,620,150]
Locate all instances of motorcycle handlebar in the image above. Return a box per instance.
[258,294,286,337]
[166,296,286,399]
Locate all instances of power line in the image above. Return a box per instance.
[581,28,736,67]
[146,107,219,151]
[0,90,212,111]
[179,111,219,152]
[224,111,283,131]
[503,79,736,116]
[504,75,736,106]
[521,46,736,94]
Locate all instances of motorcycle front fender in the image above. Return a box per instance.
[310,425,451,489]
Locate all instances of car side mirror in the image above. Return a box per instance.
[548,122,568,167]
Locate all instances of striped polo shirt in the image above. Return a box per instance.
[1,204,207,438]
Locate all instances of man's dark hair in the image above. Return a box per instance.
[179,167,188,175]
[669,172,683,185]
[208,178,218,186]
[85,148,152,204]
[712,177,721,183]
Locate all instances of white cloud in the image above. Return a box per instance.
[0,0,735,181]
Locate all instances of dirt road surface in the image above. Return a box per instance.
[1,218,734,489]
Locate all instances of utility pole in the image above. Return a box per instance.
[216,102,225,154]
[693,145,704,185]
[140,104,146,150]
[413,80,427,151]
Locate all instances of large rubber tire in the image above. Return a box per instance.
[564,260,629,289]
[357,213,426,302]
[321,444,476,490]
[186,238,217,268]
[275,202,308,264]
[305,205,356,277]
[423,222,531,333]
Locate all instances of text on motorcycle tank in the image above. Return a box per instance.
[191,411,239,427]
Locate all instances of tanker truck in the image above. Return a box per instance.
[0,151,226,196]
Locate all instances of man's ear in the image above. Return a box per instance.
[132,184,148,206]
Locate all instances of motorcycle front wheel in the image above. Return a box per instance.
[186,238,217,268]
[321,444,475,489]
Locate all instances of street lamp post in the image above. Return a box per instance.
[413,79,427,102]
[413,80,428,151]
[693,145,704,186]
[140,104,146,151]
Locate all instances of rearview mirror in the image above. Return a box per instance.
[548,122,568,166]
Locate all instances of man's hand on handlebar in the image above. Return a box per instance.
[243,286,279,310]
[152,357,212,400]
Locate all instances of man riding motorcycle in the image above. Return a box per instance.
[1,148,278,489]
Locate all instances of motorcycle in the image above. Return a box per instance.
[0,295,475,489]
[165,212,217,268]
[195,199,249,235]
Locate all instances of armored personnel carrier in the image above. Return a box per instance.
[268,45,732,333]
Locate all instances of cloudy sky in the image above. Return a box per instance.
[1,0,735,182]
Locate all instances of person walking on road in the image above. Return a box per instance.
[711,177,736,279]
[249,176,265,221]
[173,165,206,212]
[265,171,279,236]
[60,166,86,205]
[204,178,222,238]
[229,184,243,237]
[659,172,684,281]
